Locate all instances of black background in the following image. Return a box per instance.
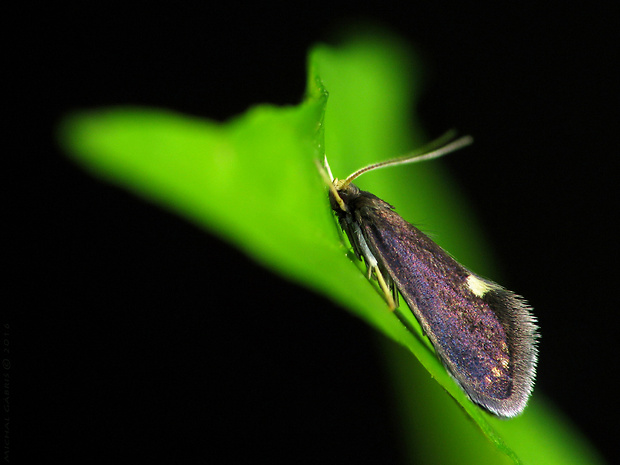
[12,2,617,463]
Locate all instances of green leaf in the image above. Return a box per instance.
[58,30,604,465]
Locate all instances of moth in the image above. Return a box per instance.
[319,136,539,417]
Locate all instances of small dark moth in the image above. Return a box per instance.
[319,136,538,418]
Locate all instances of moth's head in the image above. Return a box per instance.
[328,178,359,213]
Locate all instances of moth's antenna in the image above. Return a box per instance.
[323,155,335,181]
[341,134,473,189]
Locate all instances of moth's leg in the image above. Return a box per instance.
[351,222,397,310]
[373,265,397,310]
[340,216,362,261]
[386,270,399,309]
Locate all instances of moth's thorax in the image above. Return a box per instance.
[329,182,394,220]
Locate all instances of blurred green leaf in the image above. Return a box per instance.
[59,30,604,465]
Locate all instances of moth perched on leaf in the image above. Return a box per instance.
[318,135,539,418]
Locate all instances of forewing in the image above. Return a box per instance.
[356,199,538,417]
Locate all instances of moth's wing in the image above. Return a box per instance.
[357,202,538,417]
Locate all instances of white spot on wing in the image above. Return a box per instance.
[466,275,493,297]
